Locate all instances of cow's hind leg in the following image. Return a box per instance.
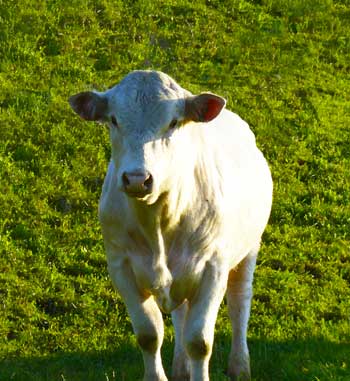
[171,301,190,380]
[183,260,228,381]
[108,258,168,381]
[226,251,257,381]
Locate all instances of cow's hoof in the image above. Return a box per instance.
[226,367,251,381]
[172,375,190,381]
[226,358,251,381]
[227,372,251,381]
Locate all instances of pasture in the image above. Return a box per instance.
[0,1,349,380]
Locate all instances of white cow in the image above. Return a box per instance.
[69,70,272,381]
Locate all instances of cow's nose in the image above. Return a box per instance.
[122,171,153,197]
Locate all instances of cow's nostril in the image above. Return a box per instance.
[122,172,130,187]
[122,171,153,196]
[144,174,153,190]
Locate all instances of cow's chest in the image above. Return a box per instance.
[101,188,222,312]
[126,226,211,312]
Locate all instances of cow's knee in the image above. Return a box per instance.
[137,332,160,353]
[185,334,211,360]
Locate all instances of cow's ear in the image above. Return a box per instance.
[69,91,108,121]
[185,93,226,123]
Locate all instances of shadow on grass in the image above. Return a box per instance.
[1,337,349,381]
[0,340,143,381]
[246,337,349,381]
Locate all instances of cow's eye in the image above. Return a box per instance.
[111,116,119,128]
[169,119,178,130]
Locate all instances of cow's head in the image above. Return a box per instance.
[69,71,226,203]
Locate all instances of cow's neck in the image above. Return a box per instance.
[127,192,180,304]
[129,190,185,246]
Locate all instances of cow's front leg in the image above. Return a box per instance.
[171,301,190,380]
[107,257,168,381]
[183,260,228,381]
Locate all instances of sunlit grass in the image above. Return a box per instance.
[0,1,349,380]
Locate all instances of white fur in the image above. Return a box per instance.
[71,71,273,381]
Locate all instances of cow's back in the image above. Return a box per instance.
[190,109,272,260]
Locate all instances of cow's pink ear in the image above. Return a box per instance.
[69,91,108,121]
[185,93,226,123]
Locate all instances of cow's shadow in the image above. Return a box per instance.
[1,335,348,380]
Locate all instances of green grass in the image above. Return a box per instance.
[1,0,349,380]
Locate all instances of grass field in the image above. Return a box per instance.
[0,0,349,380]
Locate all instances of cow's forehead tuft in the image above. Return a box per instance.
[117,70,182,101]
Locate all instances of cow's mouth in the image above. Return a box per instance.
[126,191,151,199]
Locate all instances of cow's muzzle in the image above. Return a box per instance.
[122,170,153,198]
